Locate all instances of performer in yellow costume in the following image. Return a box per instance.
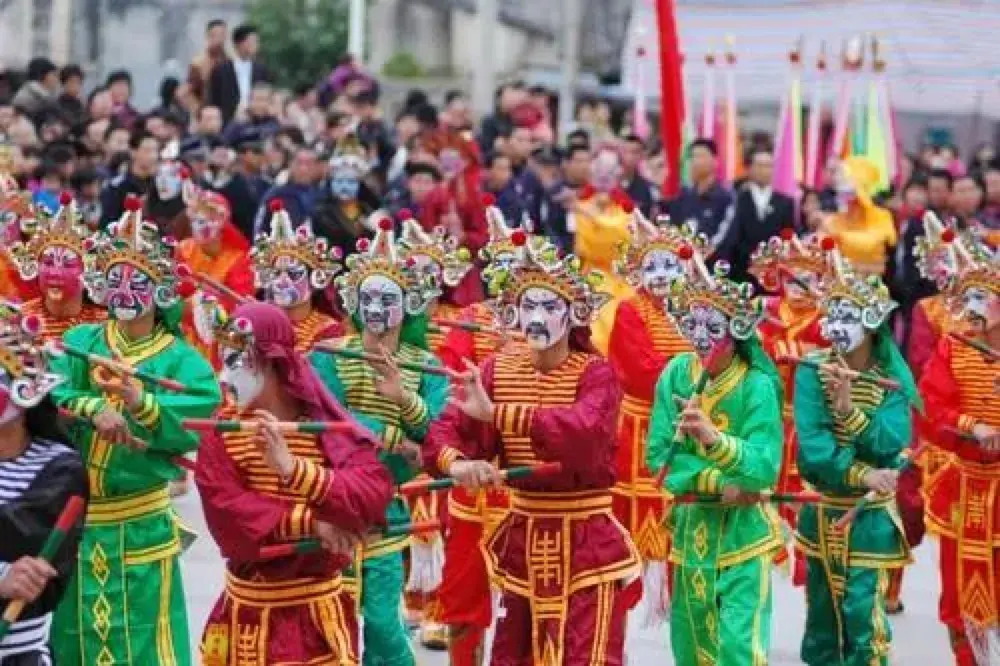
[821,156,896,276]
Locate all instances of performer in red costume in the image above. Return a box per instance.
[0,177,38,302]
[607,212,693,626]
[197,302,393,665]
[426,235,640,666]
[748,230,829,586]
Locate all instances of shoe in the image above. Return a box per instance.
[420,622,449,650]
[886,600,904,615]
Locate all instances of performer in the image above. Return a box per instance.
[176,186,254,367]
[196,302,393,665]
[311,132,381,258]
[8,192,107,340]
[252,199,345,351]
[607,213,693,624]
[920,233,1000,666]
[0,180,37,302]
[430,200,531,666]
[647,255,785,666]
[427,235,641,666]
[395,213,474,649]
[312,218,450,666]
[0,304,88,664]
[48,195,222,666]
[748,231,829,585]
[794,246,917,666]
[820,157,896,276]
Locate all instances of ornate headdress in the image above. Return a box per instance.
[336,217,439,316]
[818,237,896,329]
[0,144,19,193]
[212,310,255,352]
[489,232,610,330]
[748,228,829,292]
[251,199,343,291]
[186,186,229,223]
[9,191,92,281]
[664,242,765,340]
[82,194,188,308]
[916,211,998,297]
[613,207,706,286]
[396,212,473,288]
[479,193,536,292]
[328,133,371,174]
[0,301,65,406]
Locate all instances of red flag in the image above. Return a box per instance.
[655,0,684,198]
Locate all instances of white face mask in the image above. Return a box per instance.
[678,303,730,357]
[359,274,405,335]
[518,287,570,350]
[218,346,265,409]
[959,286,999,332]
[822,298,866,354]
[640,249,683,297]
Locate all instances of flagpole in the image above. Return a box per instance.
[348,0,366,61]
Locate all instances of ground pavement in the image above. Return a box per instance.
[175,489,951,664]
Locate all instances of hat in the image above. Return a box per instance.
[817,238,896,329]
[748,228,828,292]
[250,200,343,293]
[328,132,370,174]
[0,301,65,407]
[614,205,706,288]
[9,191,91,281]
[396,213,473,288]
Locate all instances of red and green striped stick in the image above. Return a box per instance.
[313,345,451,377]
[834,449,923,531]
[949,332,1000,361]
[776,355,901,391]
[58,408,195,471]
[255,519,442,562]
[50,342,190,393]
[182,418,356,434]
[399,462,562,496]
[0,495,85,640]
[673,490,822,505]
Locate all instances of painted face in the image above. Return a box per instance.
[958,286,1000,333]
[822,298,866,354]
[835,169,858,211]
[268,256,311,308]
[678,303,731,358]
[330,168,360,201]
[518,287,570,350]
[0,210,19,244]
[105,263,155,321]
[218,346,265,409]
[783,268,819,303]
[439,149,465,179]
[359,274,405,334]
[408,253,442,283]
[38,246,84,302]
[590,151,621,193]
[155,162,183,201]
[640,249,683,297]
[191,213,223,244]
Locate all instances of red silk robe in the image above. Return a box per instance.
[920,336,1000,649]
[196,406,393,666]
[607,292,690,563]
[426,353,640,665]
[19,298,106,342]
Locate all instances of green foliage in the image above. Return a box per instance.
[381,52,425,79]
[247,0,350,90]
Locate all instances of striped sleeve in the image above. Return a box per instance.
[130,392,162,430]
[285,458,334,505]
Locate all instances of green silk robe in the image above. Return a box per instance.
[49,321,221,666]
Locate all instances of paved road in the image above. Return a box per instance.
[175,489,951,664]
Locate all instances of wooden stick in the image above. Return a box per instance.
[654,365,713,488]
[949,332,1000,361]
[255,519,442,562]
[776,355,901,391]
[182,418,356,434]
[58,408,195,471]
[673,490,822,505]
[313,344,451,377]
[193,272,252,304]
[50,342,191,393]
[0,496,85,639]
[399,462,562,495]
[778,265,822,297]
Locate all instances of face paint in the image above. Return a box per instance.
[590,151,621,193]
[0,369,18,426]
[958,287,1000,333]
[0,210,19,244]
[358,274,405,334]
[38,246,84,302]
[191,214,223,244]
[783,268,818,303]
[268,256,311,308]
[330,169,360,201]
[640,249,683,297]
[822,298,866,354]
[407,253,443,283]
[518,287,570,350]
[155,163,183,200]
[678,303,731,358]
[439,149,465,179]
[105,263,155,321]
[218,346,266,409]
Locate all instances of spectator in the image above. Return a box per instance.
[500,123,543,220]
[200,140,259,241]
[87,88,113,122]
[57,65,86,130]
[32,160,64,213]
[103,124,131,163]
[484,152,523,224]
[537,144,590,253]
[621,134,654,217]
[254,146,321,235]
[887,178,936,355]
[715,146,795,284]
[232,130,272,204]
[285,83,319,141]
[479,81,526,155]
[799,187,824,235]
[100,132,159,225]
[0,100,15,140]
[71,167,103,229]
[566,127,591,152]
[926,168,953,217]
[667,138,734,241]
[387,106,420,183]
[952,174,985,228]
[384,161,441,218]
[153,77,190,130]
[981,160,1000,229]
[188,19,229,105]
[441,90,473,132]
[818,157,841,212]
[209,23,271,126]
[106,70,139,130]
[12,58,59,123]
[195,105,224,138]
[223,82,281,145]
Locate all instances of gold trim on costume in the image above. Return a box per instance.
[87,486,170,523]
[225,572,344,607]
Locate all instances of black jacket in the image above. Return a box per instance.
[715,186,795,285]
[208,60,272,126]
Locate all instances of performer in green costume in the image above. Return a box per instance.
[49,195,222,666]
[794,244,917,666]
[310,216,449,666]
[647,251,784,666]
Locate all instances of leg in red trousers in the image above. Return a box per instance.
[939,537,978,666]
[439,515,493,666]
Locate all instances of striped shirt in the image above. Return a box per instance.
[0,439,71,661]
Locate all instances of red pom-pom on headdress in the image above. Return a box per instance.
[511,230,527,247]
[124,194,142,212]
[178,165,192,180]
[379,217,393,231]
[820,236,837,252]
[267,198,284,213]
[779,227,795,241]
[58,191,73,207]
[174,263,192,280]
[357,238,371,252]
[941,228,956,243]
[481,192,496,207]
[396,208,413,222]
[677,243,694,260]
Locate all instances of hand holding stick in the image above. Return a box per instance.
[400,462,562,495]
[313,344,452,377]
[59,408,196,471]
[48,342,191,393]
[776,354,901,391]
[255,519,442,562]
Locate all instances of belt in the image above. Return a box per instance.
[87,486,170,524]
[509,489,612,517]
[820,493,895,510]
[225,571,343,608]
